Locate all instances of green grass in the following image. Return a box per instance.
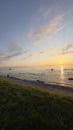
[0,78,73,130]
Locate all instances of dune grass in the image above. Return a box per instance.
[0,78,73,130]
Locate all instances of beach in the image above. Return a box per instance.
[0,75,73,96]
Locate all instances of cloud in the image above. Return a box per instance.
[2,40,30,60]
[22,47,54,61]
[5,50,28,59]
[5,52,23,59]
[9,41,23,53]
[0,49,28,63]
[0,40,30,65]
[0,55,7,64]
[54,25,64,34]
[58,50,73,55]
[0,51,6,61]
[0,52,4,56]
[0,56,3,63]
[40,48,54,54]
[22,54,33,60]
[33,14,64,37]
[43,9,51,18]
[39,7,51,18]
[63,43,73,51]
[33,36,51,45]
[28,54,33,57]
[28,14,64,45]
[57,43,73,56]
[0,50,29,66]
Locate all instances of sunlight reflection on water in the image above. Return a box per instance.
[60,65,64,81]
[0,66,73,86]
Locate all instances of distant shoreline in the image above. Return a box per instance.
[0,75,73,96]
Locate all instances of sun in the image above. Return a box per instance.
[60,61,64,65]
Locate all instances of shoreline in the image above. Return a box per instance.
[0,75,73,95]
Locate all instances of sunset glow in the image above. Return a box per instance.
[0,0,73,67]
[60,61,64,65]
[0,1,73,129]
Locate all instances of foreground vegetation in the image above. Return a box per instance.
[0,78,73,130]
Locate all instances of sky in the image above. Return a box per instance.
[0,0,73,67]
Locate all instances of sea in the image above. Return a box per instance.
[0,66,73,87]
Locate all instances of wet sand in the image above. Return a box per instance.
[0,76,73,95]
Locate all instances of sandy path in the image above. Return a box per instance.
[0,76,73,96]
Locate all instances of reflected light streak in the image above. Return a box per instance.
[60,65,64,80]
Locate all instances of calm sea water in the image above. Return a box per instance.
[0,66,73,87]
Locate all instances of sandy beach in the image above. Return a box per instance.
[0,75,73,96]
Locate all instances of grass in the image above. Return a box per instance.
[0,78,73,130]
